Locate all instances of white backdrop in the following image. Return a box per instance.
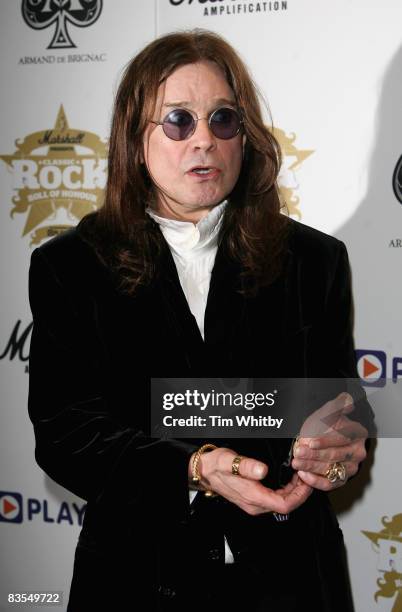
[0,1,401,610]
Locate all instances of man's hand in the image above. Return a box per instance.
[188,447,312,516]
[292,392,368,491]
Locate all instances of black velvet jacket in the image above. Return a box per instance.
[28,217,372,611]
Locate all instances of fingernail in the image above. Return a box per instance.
[254,465,265,478]
[342,392,352,407]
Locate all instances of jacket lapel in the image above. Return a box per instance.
[156,237,204,368]
[204,240,247,348]
[154,226,302,377]
[156,233,248,367]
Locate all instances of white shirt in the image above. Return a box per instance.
[145,200,227,340]
[145,199,235,564]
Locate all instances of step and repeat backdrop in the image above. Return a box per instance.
[0,1,401,610]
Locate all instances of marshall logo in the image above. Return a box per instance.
[363,514,402,611]
[169,0,288,16]
[0,320,32,371]
[22,0,102,49]
[273,127,314,219]
[393,155,402,204]
[0,105,107,245]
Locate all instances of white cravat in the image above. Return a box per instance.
[145,200,227,340]
[145,199,235,564]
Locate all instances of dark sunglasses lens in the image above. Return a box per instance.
[163,109,194,140]
[210,108,241,139]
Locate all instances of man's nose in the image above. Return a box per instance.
[190,117,217,150]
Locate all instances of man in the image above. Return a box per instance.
[28,30,372,611]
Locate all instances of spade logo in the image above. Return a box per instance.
[392,155,402,203]
[22,0,103,50]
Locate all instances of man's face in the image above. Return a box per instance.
[143,60,245,219]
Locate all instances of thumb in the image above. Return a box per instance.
[340,392,354,414]
[234,456,268,480]
[319,392,354,432]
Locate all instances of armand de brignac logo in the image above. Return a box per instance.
[21,0,103,50]
[393,155,402,204]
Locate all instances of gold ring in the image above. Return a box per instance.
[325,462,347,483]
[232,455,243,476]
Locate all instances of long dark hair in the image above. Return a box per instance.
[77,29,290,297]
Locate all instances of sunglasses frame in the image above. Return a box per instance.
[149,106,244,141]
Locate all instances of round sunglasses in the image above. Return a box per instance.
[149,106,243,141]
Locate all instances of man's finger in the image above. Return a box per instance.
[293,439,366,463]
[254,480,313,514]
[319,392,355,426]
[308,423,368,449]
[299,392,353,439]
[292,457,354,476]
[297,470,346,491]
[224,454,268,480]
[277,479,313,512]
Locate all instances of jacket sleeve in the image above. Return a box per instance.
[323,241,376,475]
[322,240,375,433]
[27,247,198,518]
[281,240,375,483]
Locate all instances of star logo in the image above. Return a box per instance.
[363,513,402,610]
[273,127,314,219]
[0,105,107,245]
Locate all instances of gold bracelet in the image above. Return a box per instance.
[192,443,218,498]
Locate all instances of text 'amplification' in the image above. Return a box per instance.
[161,389,284,429]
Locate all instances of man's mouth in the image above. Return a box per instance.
[187,166,221,177]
